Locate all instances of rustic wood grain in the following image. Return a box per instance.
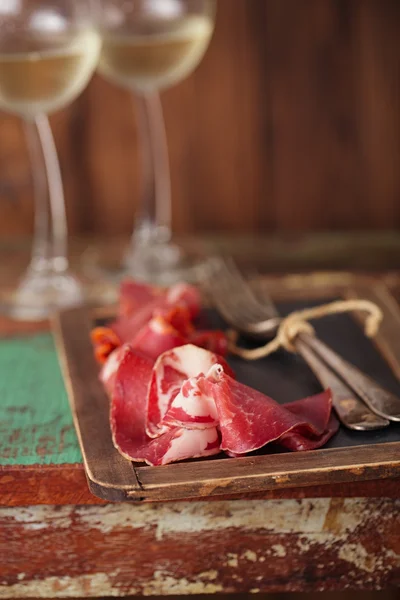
[0,465,105,507]
[1,498,399,594]
[133,443,400,502]
[0,0,398,236]
[2,463,400,507]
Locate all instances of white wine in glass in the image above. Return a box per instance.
[0,2,100,320]
[98,14,213,92]
[95,0,216,285]
[0,30,100,117]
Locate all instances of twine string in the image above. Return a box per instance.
[228,299,383,361]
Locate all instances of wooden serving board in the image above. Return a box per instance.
[53,273,400,502]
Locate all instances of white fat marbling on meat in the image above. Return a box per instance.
[161,428,220,465]
[101,347,123,384]
[166,283,188,304]
[171,378,218,420]
[149,318,168,334]
[206,364,224,381]
[154,345,221,422]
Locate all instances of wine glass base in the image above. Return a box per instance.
[1,269,84,321]
[83,241,212,288]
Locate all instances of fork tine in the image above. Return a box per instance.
[203,259,251,327]
[217,258,277,322]
[206,257,275,328]
[250,274,280,318]
[202,261,243,326]
[210,259,266,324]
[224,259,278,318]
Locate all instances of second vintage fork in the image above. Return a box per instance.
[204,258,394,430]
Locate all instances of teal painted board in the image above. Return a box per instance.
[0,333,82,466]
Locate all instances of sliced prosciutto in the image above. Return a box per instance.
[100,344,131,395]
[277,395,339,451]
[119,280,164,318]
[120,280,201,320]
[165,283,201,319]
[189,330,228,356]
[105,340,338,466]
[91,327,121,364]
[91,280,226,365]
[163,376,219,430]
[201,366,338,454]
[129,315,187,361]
[278,414,339,452]
[155,305,194,337]
[147,344,233,438]
[111,346,220,466]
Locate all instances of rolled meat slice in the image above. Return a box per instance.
[110,346,221,466]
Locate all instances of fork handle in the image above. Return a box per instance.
[302,334,400,422]
[295,336,389,430]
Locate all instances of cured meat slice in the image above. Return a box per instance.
[111,346,221,465]
[161,361,337,446]
[130,316,187,361]
[189,330,228,356]
[106,309,227,363]
[163,376,219,429]
[166,283,201,318]
[90,327,121,364]
[154,305,194,337]
[119,280,162,317]
[120,280,200,320]
[100,344,131,396]
[278,414,339,452]
[143,427,220,466]
[104,338,338,467]
[91,280,221,365]
[147,344,233,437]
[113,282,180,344]
[92,305,190,364]
[283,392,333,435]
[276,393,339,450]
[202,365,337,454]
[111,299,165,345]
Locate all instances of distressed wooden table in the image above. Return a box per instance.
[1,235,400,597]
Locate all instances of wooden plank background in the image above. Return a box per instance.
[0,0,399,237]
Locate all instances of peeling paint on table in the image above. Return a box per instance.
[0,334,81,465]
[1,498,399,596]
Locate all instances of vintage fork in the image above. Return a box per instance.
[252,273,400,423]
[203,258,394,430]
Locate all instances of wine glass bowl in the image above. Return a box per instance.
[97,0,215,93]
[0,0,100,320]
[0,4,99,118]
[94,0,216,285]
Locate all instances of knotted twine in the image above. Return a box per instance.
[228,299,383,361]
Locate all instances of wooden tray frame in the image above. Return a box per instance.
[53,273,400,502]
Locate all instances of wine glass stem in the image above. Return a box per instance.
[34,113,69,273]
[25,119,49,272]
[133,91,172,246]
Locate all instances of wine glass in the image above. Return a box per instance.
[95,0,216,285]
[0,0,100,320]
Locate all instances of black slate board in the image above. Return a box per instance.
[203,300,400,449]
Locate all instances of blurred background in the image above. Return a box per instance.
[0,0,399,239]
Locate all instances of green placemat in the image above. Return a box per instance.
[0,333,81,466]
